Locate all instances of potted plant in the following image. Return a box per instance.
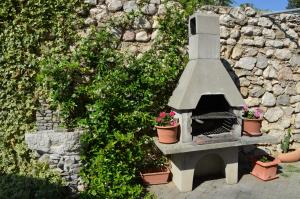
[139,140,171,185]
[251,155,279,181]
[140,166,170,185]
[155,111,179,144]
[277,129,300,163]
[242,105,263,136]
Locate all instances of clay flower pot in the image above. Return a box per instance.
[251,156,279,181]
[277,149,300,163]
[243,118,263,136]
[156,124,179,144]
[140,166,170,185]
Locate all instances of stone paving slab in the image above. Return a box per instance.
[148,162,300,199]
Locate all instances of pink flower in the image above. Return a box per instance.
[243,104,249,112]
[169,111,176,117]
[155,117,162,122]
[159,112,166,118]
[254,108,262,118]
[170,120,177,126]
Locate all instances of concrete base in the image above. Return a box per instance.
[170,147,238,192]
[154,134,279,192]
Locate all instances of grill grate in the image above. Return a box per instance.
[192,112,236,120]
[192,118,236,136]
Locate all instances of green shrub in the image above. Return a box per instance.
[40,5,188,196]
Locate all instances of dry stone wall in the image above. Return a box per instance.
[36,99,60,131]
[80,2,300,149]
[198,6,300,150]
[25,131,83,192]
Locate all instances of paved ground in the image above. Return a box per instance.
[148,162,300,199]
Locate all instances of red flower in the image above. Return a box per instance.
[169,111,176,117]
[159,112,166,118]
[155,117,162,122]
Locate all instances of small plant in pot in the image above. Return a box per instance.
[139,139,171,185]
[155,111,179,144]
[251,155,280,181]
[242,105,263,136]
[277,129,300,163]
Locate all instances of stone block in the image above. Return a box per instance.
[135,31,150,42]
[39,154,50,163]
[258,17,273,27]
[262,92,276,107]
[122,30,135,41]
[84,0,97,5]
[235,57,257,70]
[274,49,292,60]
[264,107,284,122]
[133,16,151,29]
[189,34,220,59]
[141,4,157,15]
[277,95,290,106]
[106,0,123,12]
[123,1,138,13]
[25,131,82,155]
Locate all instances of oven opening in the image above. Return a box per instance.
[191,95,237,142]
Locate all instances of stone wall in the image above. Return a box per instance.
[80,2,300,149]
[198,6,300,150]
[25,131,83,192]
[38,2,300,148]
[36,100,60,131]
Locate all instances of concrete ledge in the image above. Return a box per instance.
[241,134,279,145]
[25,130,82,155]
[154,134,279,155]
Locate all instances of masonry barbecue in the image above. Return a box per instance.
[168,12,244,145]
[154,12,278,192]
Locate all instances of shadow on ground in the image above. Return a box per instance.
[0,173,73,199]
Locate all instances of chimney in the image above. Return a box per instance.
[168,13,244,110]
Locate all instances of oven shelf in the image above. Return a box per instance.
[192,112,236,120]
[153,134,279,155]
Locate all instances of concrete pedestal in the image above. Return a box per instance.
[170,147,238,192]
[154,134,279,192]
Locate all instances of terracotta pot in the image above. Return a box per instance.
[243,118,263,136]
[140,167,170,185]
[277,149,300,163]
[251,156,279,181]
[156,124,179,144]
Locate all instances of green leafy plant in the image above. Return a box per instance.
[281,129,292,153]
[259,155,272,163]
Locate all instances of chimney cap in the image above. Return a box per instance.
[189,12,220,35]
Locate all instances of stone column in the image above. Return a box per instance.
[170,153,195,192]
[175,112,193,143]
[36,99,60,131]
[223,147,239,184]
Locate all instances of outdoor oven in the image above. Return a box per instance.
[154,12,278,193]
[168,12,244,145]
[154,12,244,193]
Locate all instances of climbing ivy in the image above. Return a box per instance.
[0,0,85,197]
